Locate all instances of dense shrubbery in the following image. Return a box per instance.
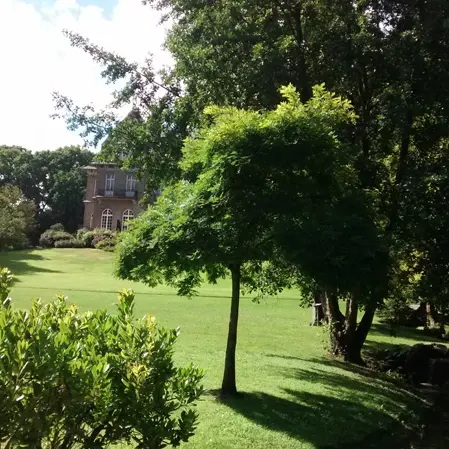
[49,223,65,231]
[54,239,85,248]
[39,229,74,248]
[40,228,117,251]
[94,238,116,251]
[88,229,117,250]
[0,268,203,449]
[80,230,95,247]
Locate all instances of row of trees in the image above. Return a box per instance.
[0,145,93,247]
[54,0,449,395]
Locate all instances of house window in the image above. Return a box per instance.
[105,173,115,192]
[101,209,113,230]
[126,174,136,192]
[122,209,134,231]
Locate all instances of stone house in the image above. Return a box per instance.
[82,162,146,231]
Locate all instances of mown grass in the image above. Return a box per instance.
[0,249,432,449]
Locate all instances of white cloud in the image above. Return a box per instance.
[0,0,172,151]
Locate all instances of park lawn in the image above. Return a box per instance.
[0,249,430,449]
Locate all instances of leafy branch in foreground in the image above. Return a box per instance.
[0,268,203,449]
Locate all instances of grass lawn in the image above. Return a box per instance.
[0,249,432,449]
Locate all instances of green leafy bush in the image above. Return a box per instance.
[80,230,95,247]
[92,230,117,250]
[94,238,116,251]
[54,239,85,248]
[76,227,89,240]
[39,230,73,248]
[81,229,116,248]
[0,268,203,449]
[49,223,65,231]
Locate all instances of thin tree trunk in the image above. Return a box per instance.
[291,4,313,102]
[387,111,413,234]
[311,287,325,326]
[439,310,445,336]
[221,263,241,396]
[344,296,362,363]
[327,292,345,356]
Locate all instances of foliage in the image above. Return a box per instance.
[39,230,74,248]
[80,230,95,247]
[0,250,428,449]
[49,223,65,231]
[76,228,89,240]
[115,85,370,391]
[0,145,94,235]
[0,185,35,250]
[55,0,449,361]
[54,239,85,249]
[0,271,204,449]
[94,237,116,252]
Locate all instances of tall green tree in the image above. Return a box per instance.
[0,185,35,249]
[55,0,449,358]
[35,146,93,232]
[116,86,381,392]
[0,145,93,234]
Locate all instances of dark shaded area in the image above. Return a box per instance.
[369,323,444,344]
[220,389,417,449]
[0,250,61,281]
[222,355,424,448]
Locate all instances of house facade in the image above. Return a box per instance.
[83,162,146,231]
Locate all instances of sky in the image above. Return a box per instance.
[0,0,172,151]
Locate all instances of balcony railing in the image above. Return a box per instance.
[96,189,137,199]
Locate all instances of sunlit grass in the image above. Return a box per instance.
[0,249,430,449]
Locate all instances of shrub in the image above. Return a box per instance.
[94,238,116,252]
[81,229,116,248]
[49,223,65,231]
[39,230,73,248]
[0,268,203,449]
[92,230,117,250]
[76,227,89,240]
[80,230,95,247]
[54,239,85,248]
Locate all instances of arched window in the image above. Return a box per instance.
[122,209,134,231]
[101,209,113,230]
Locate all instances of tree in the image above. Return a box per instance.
[55,0,449,359]
[115,85,379,392]
[0,145,93,235]
[0,185,35,249]
[394,136,449,336]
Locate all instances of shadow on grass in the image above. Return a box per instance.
[369,323,444,344]
[0,250,61,280]
[224,354,426,448]
[220,389,416,449]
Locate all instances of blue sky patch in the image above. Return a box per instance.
[27,0,118,18]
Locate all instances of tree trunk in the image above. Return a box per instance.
[327,292,345,356]
[439,307,446,336]
[343,295,359,362]
[221,263,241,396]
[292,4,313,102]
[348,304,377,364]
[387,111,413,234]
[311,287,325,326]
[327,291,376,365]
[425,302,436,329]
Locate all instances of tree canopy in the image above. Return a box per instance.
[55,0,449,356]
[115,85,384,392]
[0,185,35,250]
[0,145,93,235]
